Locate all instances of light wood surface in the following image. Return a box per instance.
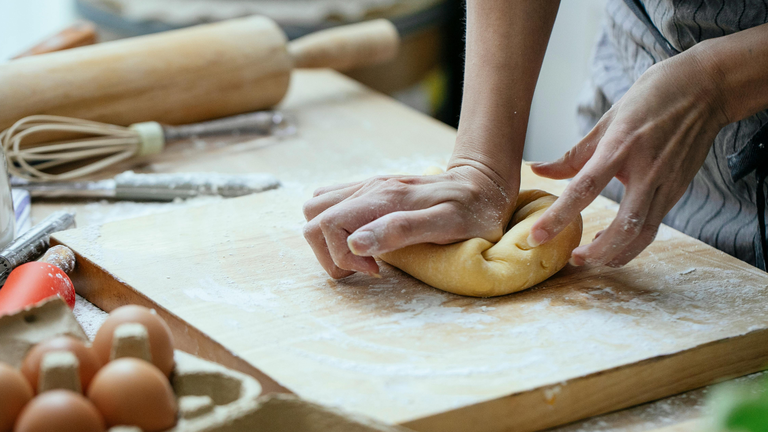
[645,420,702,432]
[49,71,768,432]
[0,17,398,130]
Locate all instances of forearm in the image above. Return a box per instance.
[691,22,768,125]
[449,0,560,192]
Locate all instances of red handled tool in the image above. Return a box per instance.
[0,246,76,316]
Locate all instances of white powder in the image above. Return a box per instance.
[183,275,280,314]
[114,170,279,196]
[551,371,767,432]
[72,294,108,340]
[70,224,104,264]
[376,293,499,330]
[78,196,224,227]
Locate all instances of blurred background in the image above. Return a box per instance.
[0,0,606,162]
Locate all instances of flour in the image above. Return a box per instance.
[72,294,109,340]
[376,293,499,330]
[183,276,280,314]
[284,343,546,379]
[544,384,563,404]
[114,170,280,196]
[78,196,224,227]
[74,224,104,263]
[257,250,768,420]
[56,194,239,340]
[551,371,767,432]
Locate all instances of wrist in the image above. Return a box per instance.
[687,28,768,125]
[447,150,521,203]
[683,39,733,126]
[450,122,524,192]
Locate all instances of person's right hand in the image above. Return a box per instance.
[302,164,518,278]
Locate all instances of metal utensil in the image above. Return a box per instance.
[12,171,280,201]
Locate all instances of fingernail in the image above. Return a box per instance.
[569,255,585,266]
[527,229,548,247]
[367,271,382,279]
[606,261,622,268]
[348,231,378,256]
[525,161,544,167]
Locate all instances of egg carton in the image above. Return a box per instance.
[0,296,88,369]
[0,298,410,432]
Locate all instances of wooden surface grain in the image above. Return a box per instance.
[48,70,768,431]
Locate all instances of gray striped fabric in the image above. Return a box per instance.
[577,0,768,267]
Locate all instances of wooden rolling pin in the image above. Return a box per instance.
[0,17,398,130]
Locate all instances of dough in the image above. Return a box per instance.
[379,190,583,297]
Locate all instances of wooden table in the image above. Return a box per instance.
[32,70,768,432]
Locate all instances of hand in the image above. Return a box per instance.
[303,165,517,278]
[528,50,729,267]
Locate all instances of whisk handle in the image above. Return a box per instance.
[161,111,292,142]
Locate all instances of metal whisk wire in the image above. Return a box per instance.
[0,115,140,181]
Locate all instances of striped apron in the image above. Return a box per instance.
[577,0,768,269]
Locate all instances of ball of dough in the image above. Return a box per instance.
[380,189,582,297]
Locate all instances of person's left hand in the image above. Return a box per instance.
[527,47,729,267]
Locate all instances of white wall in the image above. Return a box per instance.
[524,0,607,163]
[0,0,78,61]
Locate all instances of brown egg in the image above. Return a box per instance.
[87,358,177,432]
[21,336,102,393]
[92,305,174,377]
[14,390,105,432]
[0,362,33,432]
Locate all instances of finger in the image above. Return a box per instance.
[303,220,355,279]
[307,176,447,223]
[530,138,598,180]
[317,200,387,275]
[528,147,622,247]
[570,185,655,266]
[606,191,675,267]
[303,184,362,221]
[312,177,453,274]
[604,224,658,268]
[347,203,464,256]
[312,180,364,197]
[529,111,612,179]
[312,174,415,198]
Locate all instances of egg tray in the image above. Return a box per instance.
[0,298,411,432]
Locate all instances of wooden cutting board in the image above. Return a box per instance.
[51,71,768,432]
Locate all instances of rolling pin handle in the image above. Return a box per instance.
[287,19,400,71]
